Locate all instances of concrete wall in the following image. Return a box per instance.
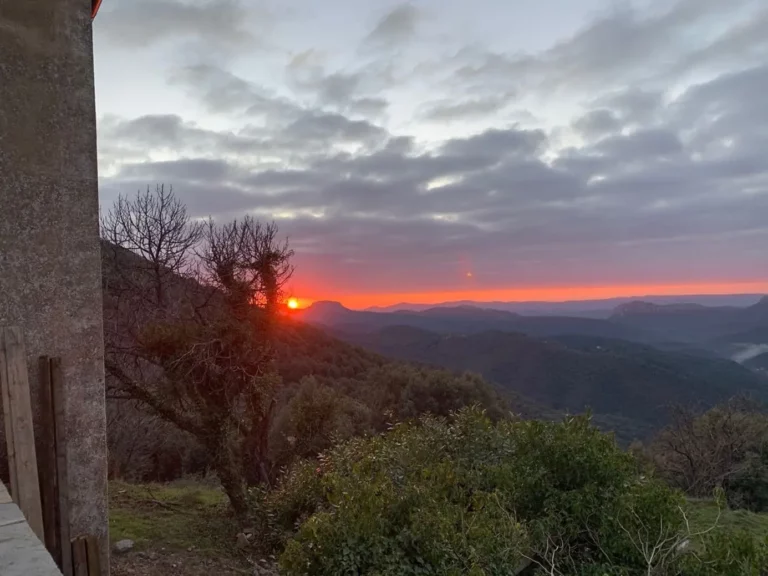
[0,0,109,570]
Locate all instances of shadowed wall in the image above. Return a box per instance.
[0,0,109,570]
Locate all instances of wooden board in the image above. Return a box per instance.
[51,357,73,576]
[86,535,102,576]
[0,327,44,540]
[37,356,61,564]
[0,336,18,501]
[72,537,88,576]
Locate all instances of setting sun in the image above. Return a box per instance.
[287,298,299,310]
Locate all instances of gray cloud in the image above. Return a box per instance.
[170,64,303,120]
[441,128,547,160]
[98,0,768,294]
[285,55,392,119]
[365,4,420,48]
[593,129,684,162]
[100,109,391,174]
[572,110,622,139]
[282,112,389,146]
[419,95,515,122]
[96,0,256,50]
[447,0,765,101]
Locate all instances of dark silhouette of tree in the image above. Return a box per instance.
[101,185,293,522]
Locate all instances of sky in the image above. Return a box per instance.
[93,0,768,308]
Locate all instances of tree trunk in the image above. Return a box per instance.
[211,443,249,526]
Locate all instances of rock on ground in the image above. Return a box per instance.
[113,540,135,554]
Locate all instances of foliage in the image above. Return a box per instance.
[274,407,697,576]
[724,449,768,513]
[269,376,372,472]
[649,399,768,508]
[678,530,768,575]
[687,499,768,542]
[269,323,507,471]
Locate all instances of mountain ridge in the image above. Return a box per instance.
[293,300,657,343]
[363,294,766,316]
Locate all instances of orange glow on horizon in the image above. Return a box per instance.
[295,280,768,310]
[287,298,300,310]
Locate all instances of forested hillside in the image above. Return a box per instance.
[335,325,768,440]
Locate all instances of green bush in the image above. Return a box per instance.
[277,407,691,575]
[679,529,768,575]
[725,449,768,513]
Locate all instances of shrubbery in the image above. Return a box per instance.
[268,362,506,472]
[265,407,727,575]
[648,399,768,512]
[679,530,768,575]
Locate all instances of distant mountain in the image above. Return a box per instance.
[365,294,765,317]
[611,296,768,345]
[295,301,656,343]
[334,325,768,439]
[612,301,722,317]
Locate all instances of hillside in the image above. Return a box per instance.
[100,243,511,480]
[335,325,768,438]
[295,300,656,342]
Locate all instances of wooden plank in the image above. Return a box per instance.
[72,537,88,576]
[0,327,44,540]
[37,356,61,564]
[51,357,72,576]
[0,334,19,501]
[85,535,102,576]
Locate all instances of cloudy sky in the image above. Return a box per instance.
[93,0,768,308]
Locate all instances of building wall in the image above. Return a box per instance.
[0,0,109,570]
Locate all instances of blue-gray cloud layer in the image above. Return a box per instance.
[95,0,768,294]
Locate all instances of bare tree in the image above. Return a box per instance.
[101,185,293,522]
[101,185,204,309]
[649,398,768,497]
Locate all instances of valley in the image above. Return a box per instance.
[294,297,768,442]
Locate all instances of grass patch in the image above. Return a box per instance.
[687,499,768,540]
[109,480,238,556]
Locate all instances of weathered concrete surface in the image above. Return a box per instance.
[0,481,62,576]
[0,0,109,571]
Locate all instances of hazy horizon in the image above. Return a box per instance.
[302,290,767,311]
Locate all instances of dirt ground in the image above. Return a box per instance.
[108,481,277,576]
[111,549,257,576]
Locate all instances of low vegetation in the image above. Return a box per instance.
[645,398,768,511]
[109,480,232,554]
[264,407,767,575]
